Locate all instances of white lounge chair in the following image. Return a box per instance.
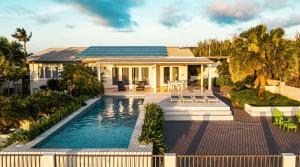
[193,90,206,103]
[205,90,219,103]
[170,92,181,103]
[182,92,193,103]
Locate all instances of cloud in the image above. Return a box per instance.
[159,5,191,28]
[56,0,143,29]
[264,14,300,28]
[207,0,260,25]
[6,6,58,24]
[263,0,297,9]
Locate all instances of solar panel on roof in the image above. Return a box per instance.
[77,46,167,57]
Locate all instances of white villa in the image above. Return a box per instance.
[28,46,218,93]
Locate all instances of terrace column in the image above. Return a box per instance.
[200,64,204,92]
[97,65,101,82]
[208,64,212,90]
[153,64,157,93]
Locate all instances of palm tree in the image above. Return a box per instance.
[11,28,32,55]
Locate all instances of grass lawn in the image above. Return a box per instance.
[229,89,300,108]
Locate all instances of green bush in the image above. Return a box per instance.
[6,100,81,145]
[215,75,233,86]
[229,89,300,108]
[47,79,61,91]
[139,103,166,155]
[60,64,104,97]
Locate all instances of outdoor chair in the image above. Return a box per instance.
[273,109,283,118]
[136,81,145,91]
[296,110,300,123]
[205,90,218,103]
[170,91,181,103]
[117,81,126,91]
[182,92,193,103]
[193,90,206,103]
[283,122,297,132]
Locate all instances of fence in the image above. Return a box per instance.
[0,153,299,167]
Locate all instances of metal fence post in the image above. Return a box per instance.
[282,153,296,167]
[164,153,176,167]
[41,153,55,167]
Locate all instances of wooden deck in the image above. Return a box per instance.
[164,88,300,155]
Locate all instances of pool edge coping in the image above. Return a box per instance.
[2,96,153,155]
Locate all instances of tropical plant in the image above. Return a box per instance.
[6,100,81,144]
[11,28,32,55]
[229,25,298,98]
[193,39,233,57]
[139,103,166,155]
[47,78,61,91]
[60,64,104,97]
[0,37,27,81]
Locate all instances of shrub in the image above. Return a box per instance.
[39,85,47,90]
[229,89,300,108]
[139,103,166,155]
[60,64,104,97]
[215,75,233,87]
[6,100,81,145]
[47,79,61,91]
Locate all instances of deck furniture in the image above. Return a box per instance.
[182,92,193,103]
[136,81,145,91]
[169,81,184,92]
[273,109,283,117]
[283,122,297,132]
[193,90,206,103]
[117,81,126,91]
[170,92,181,103]
[297,110,300,123]
[278,117,291,128]
[205,90,219,103]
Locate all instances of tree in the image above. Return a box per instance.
[11,28,32,55]
[60,64,104,97]
[229,25,299,98]
[0,37,27,81]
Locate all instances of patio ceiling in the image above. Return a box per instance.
[96,57,214,65]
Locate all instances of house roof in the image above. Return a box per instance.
[28,46,203,63]
[27,47,86,63]
[96,57,213,65]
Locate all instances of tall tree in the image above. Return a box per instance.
[11,28,32,55]
[229,25,298,98]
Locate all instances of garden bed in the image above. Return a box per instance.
[229,89,300,108]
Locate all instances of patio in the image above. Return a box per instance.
[164,89,300,155]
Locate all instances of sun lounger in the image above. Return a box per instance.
[205,90,218,103]
[193,90,206,103]
[182,92,193,103]
[170,92,181,103]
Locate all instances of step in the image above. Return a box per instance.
[164,110,232,116]
[162,106,230,111]
[165,115,234,121]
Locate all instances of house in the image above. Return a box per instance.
[27,46,217,93]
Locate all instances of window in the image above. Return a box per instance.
[163,67,170,84]
[112,67,119,85]
[122,67,129,85]
[172,67,179,81]
[132,67,139,84]
[52,67,59,78]
[38,66,44,78]
[141,67,149,85]
[45,67,51,78]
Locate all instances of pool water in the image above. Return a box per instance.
[35,96,143,149]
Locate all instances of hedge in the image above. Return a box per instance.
[139,103,166,155]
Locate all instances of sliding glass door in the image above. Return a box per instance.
[163,67,170,84]
[172,67,179,81]
[122,67,129,85]
[132,67,139,84]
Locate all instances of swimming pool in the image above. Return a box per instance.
[35,96,144,149]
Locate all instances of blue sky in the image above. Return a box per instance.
[0,0,300,53]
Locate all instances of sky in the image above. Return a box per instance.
[0,0,300,53]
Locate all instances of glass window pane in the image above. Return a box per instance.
[52,67,59,78]
[142,67,149,85]
[172,67,179,81]
[122,67,129,85]
[112,67,119,85]
[45,67,51,78]
[38,67,44,78]
[132,67,139,84]
[164,67,170,84]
